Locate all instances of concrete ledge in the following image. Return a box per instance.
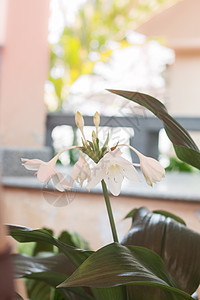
[0,146,52,177]
[2,170,200,202]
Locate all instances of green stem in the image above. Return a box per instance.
[101,180,119,243]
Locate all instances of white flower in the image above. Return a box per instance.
[87,149,140,196]
[69,153,91,187]
[136,152,165,186]
[21,155,70,192]
[118,144,165,187]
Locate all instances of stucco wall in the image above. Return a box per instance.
[3,186,200,250]
[0,0,49,147]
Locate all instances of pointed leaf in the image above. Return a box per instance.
[8,224,93,267]
[124,208,138,219]
[91,286,125,300]
[121,207,200,295]
[33,227,54,255]
[107,90,200,169]
[153,210,186,225]
[13,253,75,280]
[58,243,193,299]
[13,253,93,300]
[26,280,51,300]
[125,208,186,225]
[16,293,24,300]
[58,231,90,251]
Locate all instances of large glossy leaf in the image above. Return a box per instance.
[58,231,90,251]
[8,224,93,267]
[58,242,193,300]
[17,227,66,300]
[107,89,200,169]
[13,253,93,300]
[121,207,200,295]
[26,280,52,300]
[9,225,123,300]
[90,286,125,300]
[125,208,186,226]
[13,253,75,280]
[32,228,54,255]
[153,210,186,225]
[126,285,188,300]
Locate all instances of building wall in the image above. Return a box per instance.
[168,51,200,117]
[3,186,200,251]
[0,0,49,147]
[0,0,8,46]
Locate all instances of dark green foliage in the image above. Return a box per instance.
[108,89,200,169]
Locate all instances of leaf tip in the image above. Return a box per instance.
[56,282,66,289]
[106,88,116,93]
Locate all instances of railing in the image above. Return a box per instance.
[46,112,200,162]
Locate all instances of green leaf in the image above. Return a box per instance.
[91,286,125,300]
[16,293,24,300]
[57,232,127,299]
[107,89,200,169]
[8,224,93,267]
[58,243,193,300]
[33,227,54,256]
[121,207,200,295]
[13,253,93,300]
[124,208,138,219]
[99,133,110,158]
[165,157,194,172]
[58,231,90,251]
[13,253,75,280]
[153,210,186,225]
[126,285,186,300]
[26,280,51,300]
[125,208,186,226]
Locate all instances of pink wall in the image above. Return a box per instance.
[0,0,8,46]
[0,0,50,147]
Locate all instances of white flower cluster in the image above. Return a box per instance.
[22,112,165,196]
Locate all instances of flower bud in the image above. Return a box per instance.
[93,112,100,128]
[92,130,97,141]
[75,111,84,129]
[138,153,165,186]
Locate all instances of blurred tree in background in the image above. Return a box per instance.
[47,0,179,111]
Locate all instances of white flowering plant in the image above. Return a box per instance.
[9,90,200,300]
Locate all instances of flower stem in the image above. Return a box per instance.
[101,180,119,243]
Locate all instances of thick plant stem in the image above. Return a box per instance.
[101,180,119,243]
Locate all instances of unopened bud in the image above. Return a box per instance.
[93,112,100,127]
[92,130,96,141]
[75,112,84,129]
[75,112,87,143]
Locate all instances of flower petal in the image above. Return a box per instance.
[139,154,165,186]
[87,166,106,189]
[21,158,43,170]
[70,153,91,186]
[51,172,70,192]
[70,163,81,185]
[105,170,123,196]
[122,163,141,182]
[37,164,56,183]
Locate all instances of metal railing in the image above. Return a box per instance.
[46,112,200,161]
